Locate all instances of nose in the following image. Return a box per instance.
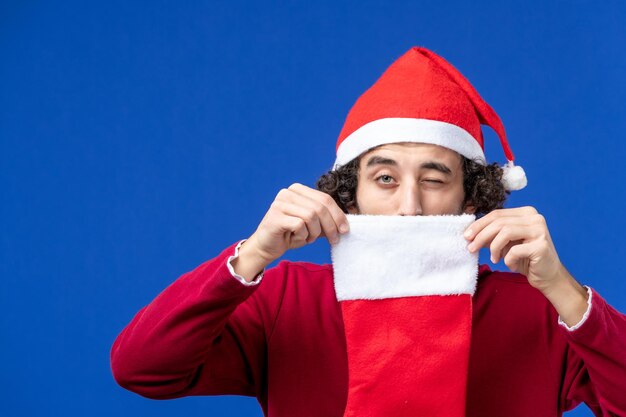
[397,183,422,216]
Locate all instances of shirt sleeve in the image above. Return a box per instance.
[558,288,626,416]
[110,241,283,401]
[557,285,592,331]
[226,239,264,286]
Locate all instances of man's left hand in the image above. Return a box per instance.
[463,206,562,293]
[463,206,589,327]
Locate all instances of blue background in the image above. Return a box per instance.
[1,1,625,416]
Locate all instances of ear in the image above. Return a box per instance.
[463,201,476,215]
[347,204,359,215]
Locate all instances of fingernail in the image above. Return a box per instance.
[330,235,339,244]
[467,243,475,252]
[464,228,473,239]
[339,223,349,233]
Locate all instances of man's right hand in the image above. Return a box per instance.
[231,183,350,282]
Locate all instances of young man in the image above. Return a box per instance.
[110,47,626,416]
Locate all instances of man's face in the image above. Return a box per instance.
[348,142,475,216]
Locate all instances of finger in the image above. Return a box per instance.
[489,225,530,263]
[273,200,322,244]
[288,183,349,232]
[282,215,310,248]
[503,241,538,274]
[285,192,341,243]
[287,183,349,234]
[498,240,521,264]
[468,217,529,253]
[465,206,538,240]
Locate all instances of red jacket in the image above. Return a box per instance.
[110,241,626,416]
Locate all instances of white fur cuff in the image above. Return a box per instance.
[331,214,478,301]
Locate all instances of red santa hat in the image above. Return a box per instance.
[333,47,527,191]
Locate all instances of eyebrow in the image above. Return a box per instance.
[365,156,453,175]
[421,161,452,175]
[365,156,397,168]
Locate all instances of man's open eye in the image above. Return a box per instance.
[376,174,395,184]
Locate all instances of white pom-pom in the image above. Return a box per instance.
[501,161,527,191]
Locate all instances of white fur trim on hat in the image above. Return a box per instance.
[333,118,486,169]
[331,214,479,301]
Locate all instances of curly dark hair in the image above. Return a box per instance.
[316,153,510,216]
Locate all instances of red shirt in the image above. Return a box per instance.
[110,241,626,416]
